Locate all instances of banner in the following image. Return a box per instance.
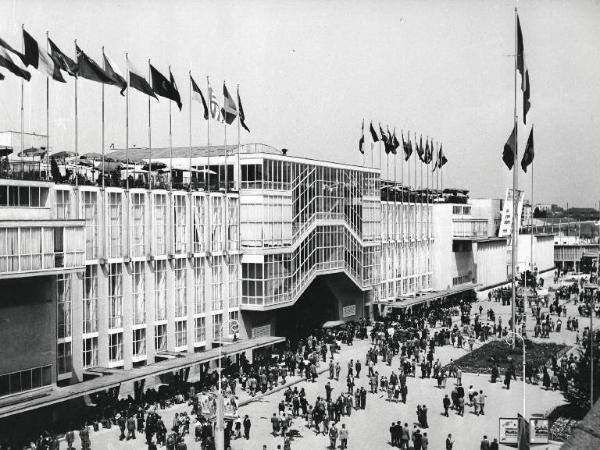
[343,305,356,318]
[529,418,549,444]
[499,418,519,444]
[499,188,524,238]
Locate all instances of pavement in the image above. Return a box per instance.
[57,273,598,449]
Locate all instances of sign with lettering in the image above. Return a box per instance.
[499,188,524,238]
[529,418,549,444]
[342,305,356,318]
[498,418,519,444]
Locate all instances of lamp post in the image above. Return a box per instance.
[215,318,240,450]
[505,330,526,419]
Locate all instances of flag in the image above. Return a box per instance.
[523,70,531,124]
[521,126,534,172]
[424,138,432,164]
[0,46,31,81]
[502,124,517,169]
[128,59,157,99]
[103,53,126,95]
[0,36,24,61]
[433,143,448,171]
[21,30,65,82]
[76,45,114,85]
[518,414,530,450]
[237,86,250,132]
[208,82,223,122]
[517,15,525,80]
[48,38,77,76]
[150,64,181,109]
[402,132,412,161]
[416,135,425,161]
[369,121,379,142]
[358,119,365,154]
[0,72,4,80]
[190,74,209,120]
[169,70,182,110]
[223,83,238,125]
[391,129,400,155]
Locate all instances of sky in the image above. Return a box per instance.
[1,0,599,206]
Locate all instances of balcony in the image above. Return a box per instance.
[0,220,86,279]
[452,218,488,240]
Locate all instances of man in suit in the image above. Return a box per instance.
[446,433,454,450]
[400,422,410,449]
[480,435,490,450]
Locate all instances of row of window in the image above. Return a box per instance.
[0,365,52,397]
[0,185,49,208]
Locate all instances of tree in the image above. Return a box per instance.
[533,207,547,218]
[563,333,600,409]
[50,157,62,182]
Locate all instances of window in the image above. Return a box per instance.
[153,194,168,255]
[228,258,239,308]
[56,190,70,220]
[212,313,223,339]
[192,196,207,252]
[0,366,52,397]
[108,263,123,329]
[57,274,72,339]
[154,324,167,351]
[175,320,187,348]
[227,197,239,251]
[193,258,205,314]
[107,192,123,258]
[108,332,123,362]
[82,190,98,259]
[154,260,167,321]
[211,196,223,252]
[173,195,187,253]
[130,193,145,257]
[133,328,146,357]
[194,317,206,343]
[212,257,224,310]
[228,310,239,336]
[83,337,98,368]
[174,259,187,318]
[83,265,98,334]
[131,261,146,325]
[0,186,47,208]
[57,341,72,375]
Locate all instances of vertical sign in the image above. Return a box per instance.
[499,188,524,238]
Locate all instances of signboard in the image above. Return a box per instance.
[499,418,519,444]
[499,188,524,238]
[529,418,550,444]
[342,305,356,318]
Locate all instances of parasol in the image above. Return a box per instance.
[18,147,47,157]
[50,150,78,160]
[0,146,13,157]
[142,161,167,171]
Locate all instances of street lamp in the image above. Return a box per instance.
[505,330,527,419]
[215,318,240,450]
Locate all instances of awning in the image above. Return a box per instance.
[0,335,284,419]
[389,282,479,309]
[322,320,345,328]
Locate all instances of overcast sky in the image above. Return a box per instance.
[1,0,599,206]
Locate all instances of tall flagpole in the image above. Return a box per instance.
[125,53,129,190]
[148,60,152,191]
[206,76,211,192]
[74,40,79,189]
[236,85,241,192]
[223,83,228,192]
[189,71,193,191]
[169,65,173,190]
[101,47,106,189]
[20,25,24,180]
[46,31,50,181]
[511,7,519,346]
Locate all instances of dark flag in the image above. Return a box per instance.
[424,138,434,164]
[76,45,114,85]
[22,30,65,82]
[0,46,31,81]
[402,132,412,161]
[0,36,24,61]
[502,124,517,169]
[103,53,127,95]
[0,72,4,80]
[358,119,365,154]
[391,129,400,155]
[383,127,394,154]
[517,15,525,80]
[237,86,250,132]
[416,135,425,161]
[190,74,209,120]
[150,64,182,109]
[521,126,534,172]
[369,121,379,142]
[518,414,530,450]
[223,83,238,125]
[433,143,447,171]
[380,124,391,154]
[523,70,531,124]
[128,59,157,99]
[48,38,77,76]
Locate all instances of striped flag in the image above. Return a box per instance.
[190,74,209,120]
[208,81,223,122]
[128,59,157,100]
[358,119,365,154]
[22,29,65,82]
[223,82,238,125]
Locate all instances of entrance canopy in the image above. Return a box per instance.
[390,282,479,309]
[322,320,345,328]
[0,336,284,419]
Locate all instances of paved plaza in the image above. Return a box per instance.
[54,274,593,450]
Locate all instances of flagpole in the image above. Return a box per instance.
[511,7,519,347]
[189,71,193,192]
[236,85,241,192]
[101,47,106,189]
[125,53,129,190]
[74,40,79,189]
[207,76,211,193]
[46,31,50,181]
[169,65,173,191]
[224,83,228,193]
[20,25,24,180]
[148,59,152,191]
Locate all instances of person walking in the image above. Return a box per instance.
[339,423,349,449]
[421,432,429,450]
[243,415,251,440]
[480,435,490,450]
[478,390,486,415]
[443,394,451,416]
[328,423,338,449]
[400,423,410,450]
[446,433,454,450]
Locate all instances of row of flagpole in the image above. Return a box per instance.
[1,26,251,195]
